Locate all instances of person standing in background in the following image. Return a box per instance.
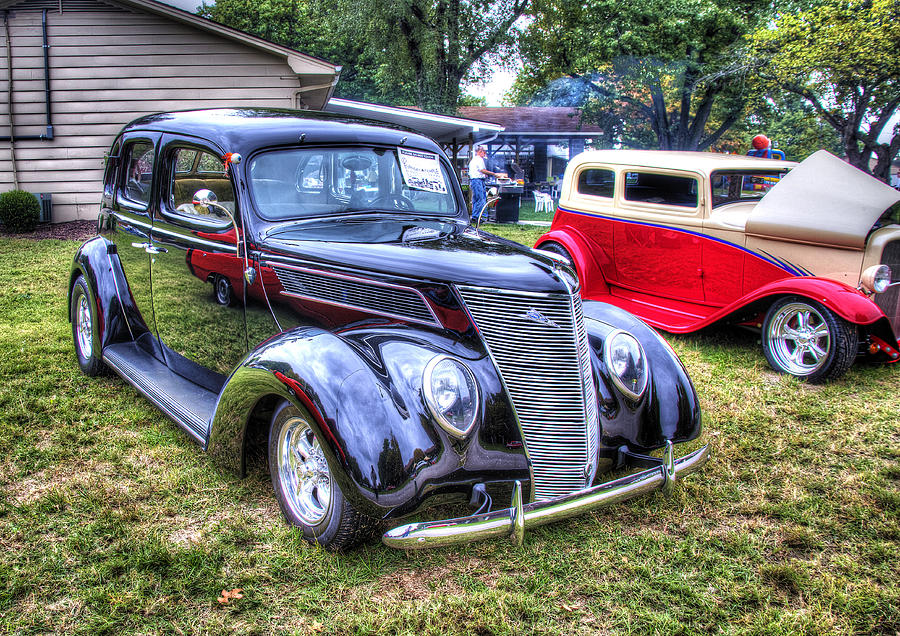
[468,146,504,222]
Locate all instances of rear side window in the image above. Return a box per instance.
[122,141,155,206]
[577,168,615,198]
[624,172,698,208]
[167,147,235,223]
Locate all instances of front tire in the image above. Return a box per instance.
[538,241,577,273]
[762,297,857,383]
[70,275,106,376]
[268,401,374,550]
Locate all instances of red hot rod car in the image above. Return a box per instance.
[536,150,900,382]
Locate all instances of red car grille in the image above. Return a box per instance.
[875,240,900,340]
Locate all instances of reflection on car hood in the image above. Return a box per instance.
[261,221,570,293]
[748,150,900,249]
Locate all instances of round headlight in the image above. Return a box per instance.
[860,264,891,294]
[604,330,648,400]
[423,356,479,438]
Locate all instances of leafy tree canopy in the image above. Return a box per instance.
[201,0,528,114]
[515,0,769,150]
[749,0,900,181]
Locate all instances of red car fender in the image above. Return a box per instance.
[536,228,610,296]
[732,277,887,327]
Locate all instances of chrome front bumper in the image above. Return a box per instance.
[383,442,710,549]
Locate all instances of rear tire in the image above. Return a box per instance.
[268,401,375,550]
[214,275,234,306]
[762,297,857,383]
[70,275,107,376]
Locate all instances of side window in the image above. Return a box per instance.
[123,141,155,206]
[103,141,121,199]
[623,171,698,208]
[167,147,235,223]
[577,168,615,198]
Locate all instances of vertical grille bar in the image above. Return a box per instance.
[457,285,599,500]
[875,240,900,338]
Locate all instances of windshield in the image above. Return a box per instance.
[710,170,790,208]
[249,146,460,221]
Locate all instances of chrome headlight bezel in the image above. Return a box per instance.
[422,355,479,439]
[860,264,891,294]
[603,329,649,400]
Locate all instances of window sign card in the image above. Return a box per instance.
[398,148,447,194]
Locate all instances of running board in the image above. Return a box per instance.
[103,342,216,445]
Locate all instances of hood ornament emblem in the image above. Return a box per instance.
[522,308,560,329]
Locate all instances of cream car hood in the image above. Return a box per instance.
[747,150,900,250]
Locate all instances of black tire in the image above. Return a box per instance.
[213,275,234,306]
[761,296,857,383]
[538,241,579,277]
[70,275,107,376]
[268,401,375,550]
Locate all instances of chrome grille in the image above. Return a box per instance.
[457,285,599,500]
[272,265,438,326]
[875,240,900,338]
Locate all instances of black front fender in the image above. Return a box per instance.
[69,236,132,351]
[584,300,702,453]
[208,325,528,518]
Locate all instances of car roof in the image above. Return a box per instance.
[571,149,797,176]
[120,108,444,157]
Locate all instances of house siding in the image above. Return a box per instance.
[0,0,331,222]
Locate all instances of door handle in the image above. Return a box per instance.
[145,245,168,254]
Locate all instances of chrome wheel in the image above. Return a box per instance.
[75,292,93,359]
[275,413,332,525]
[765,302,831,376]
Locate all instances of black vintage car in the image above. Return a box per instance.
[69,109,709,550]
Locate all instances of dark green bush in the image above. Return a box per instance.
[0,190,41,233]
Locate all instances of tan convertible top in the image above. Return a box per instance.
[747,150,900,249]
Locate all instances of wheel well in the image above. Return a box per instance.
[241,394,282,476]
[67,268,85,323]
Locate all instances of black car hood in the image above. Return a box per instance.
[258,218,571,293]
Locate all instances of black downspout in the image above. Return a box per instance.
[1,8,53,142]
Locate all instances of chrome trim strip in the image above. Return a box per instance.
[267,262,442,328]
[382,444,710,549]
[151,225,239,254]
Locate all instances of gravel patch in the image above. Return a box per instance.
[0,220,97,241]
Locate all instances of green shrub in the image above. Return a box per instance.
[0,190,41,233]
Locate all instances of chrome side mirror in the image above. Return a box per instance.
[193,188,218,208]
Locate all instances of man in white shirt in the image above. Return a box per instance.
[468,146,504,222]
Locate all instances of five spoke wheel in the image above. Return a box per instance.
[762,297,857,383]
[275,414,332,526]
[268,401,375,550]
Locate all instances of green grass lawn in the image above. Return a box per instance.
[0,233,897,634]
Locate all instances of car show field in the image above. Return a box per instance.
[0,229,896,634]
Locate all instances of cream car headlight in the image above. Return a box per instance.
[604,330,648,400]
[423,356,479,438]
[860,264,891,294]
